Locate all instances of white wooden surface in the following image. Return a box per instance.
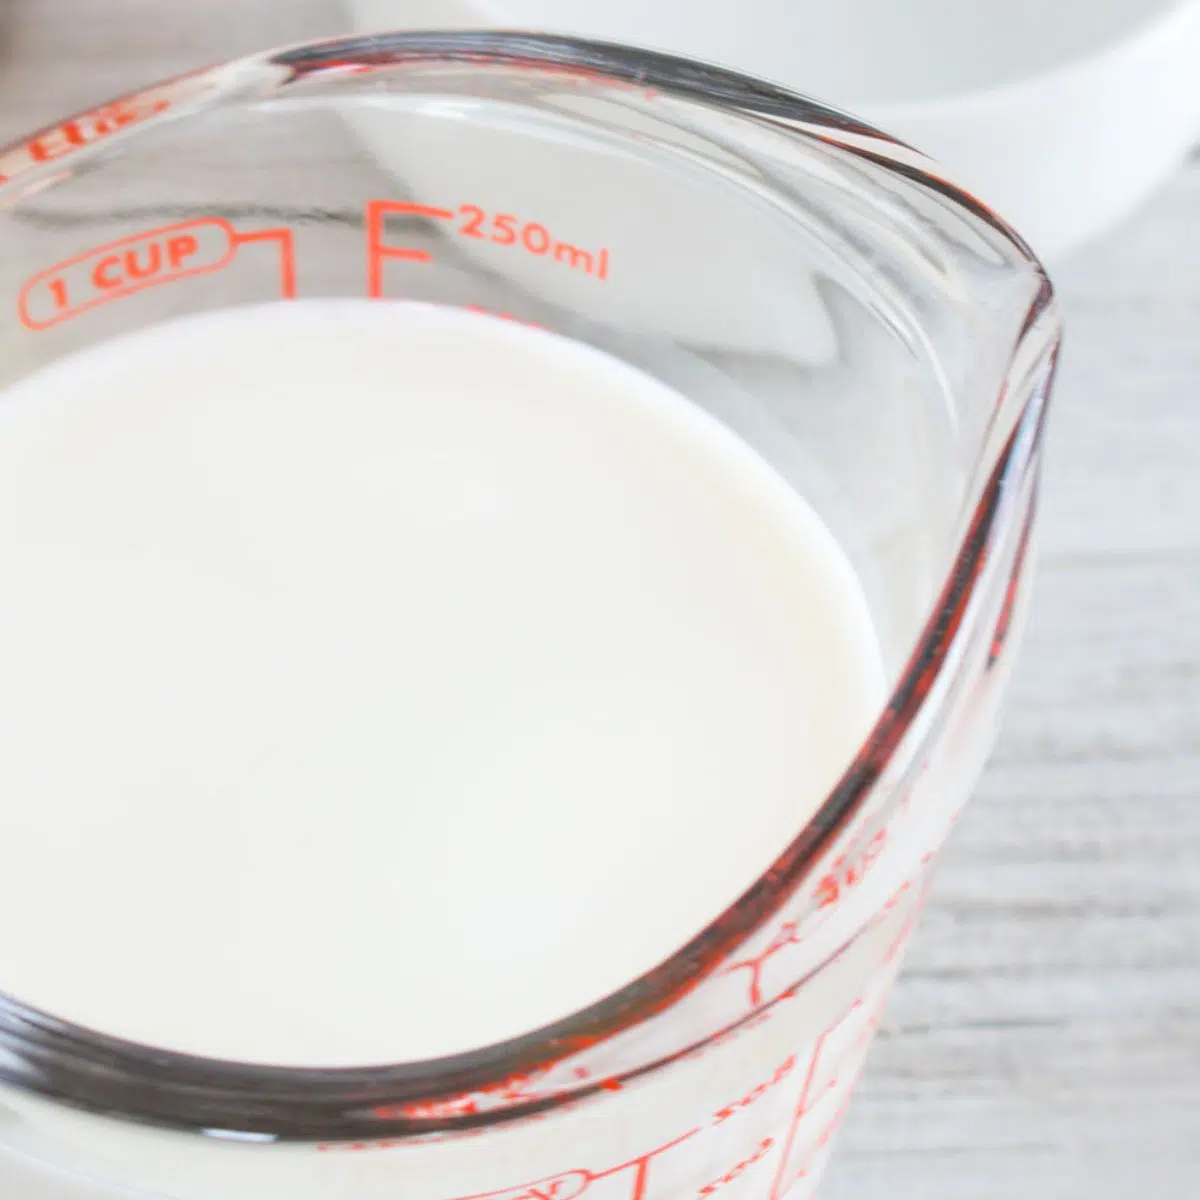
[1,4,1197,1198]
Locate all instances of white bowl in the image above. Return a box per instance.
[347,0,1200,259]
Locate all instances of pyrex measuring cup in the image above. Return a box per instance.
[0,30,1059,1200]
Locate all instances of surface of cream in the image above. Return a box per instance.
[0,300,885,1065]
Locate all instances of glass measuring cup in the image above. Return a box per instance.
[0,29,1059,1200]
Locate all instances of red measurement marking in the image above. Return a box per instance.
[767,954,909,1200]
[767,1057,857,1196]
[727,855,927,1031]
[807,1087,856,1164]
[882,872,934,966]
[723,919,801,1008]
[369,1064,612,1123]
[29,100,168,163]
[805,988,889,1110]
[18,219,233,329]
[455,205,609,280]
[767,1036,826,1200]
[380,1093,481,1121]
[0,93,172,188]
[365,197,610,298]
[17,219,296,330]
[712,1051,797,1125]
[723,819,910,1012]
[698,1137,776,1198]
[449,1129,698,1200]
[814,827,888,911]
[365,199,452,298]
[231,227,298,302]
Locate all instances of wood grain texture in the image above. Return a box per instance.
[825,159,1200,1200]
[1,3,1197,1197]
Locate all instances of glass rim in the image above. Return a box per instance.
[0,28,1058,1142]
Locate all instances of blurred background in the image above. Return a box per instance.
[1,2,1196,1197]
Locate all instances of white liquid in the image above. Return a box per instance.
[0,300,884,1067]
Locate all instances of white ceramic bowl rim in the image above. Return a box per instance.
[867,0,1200,117]
[463,0,1200,113]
